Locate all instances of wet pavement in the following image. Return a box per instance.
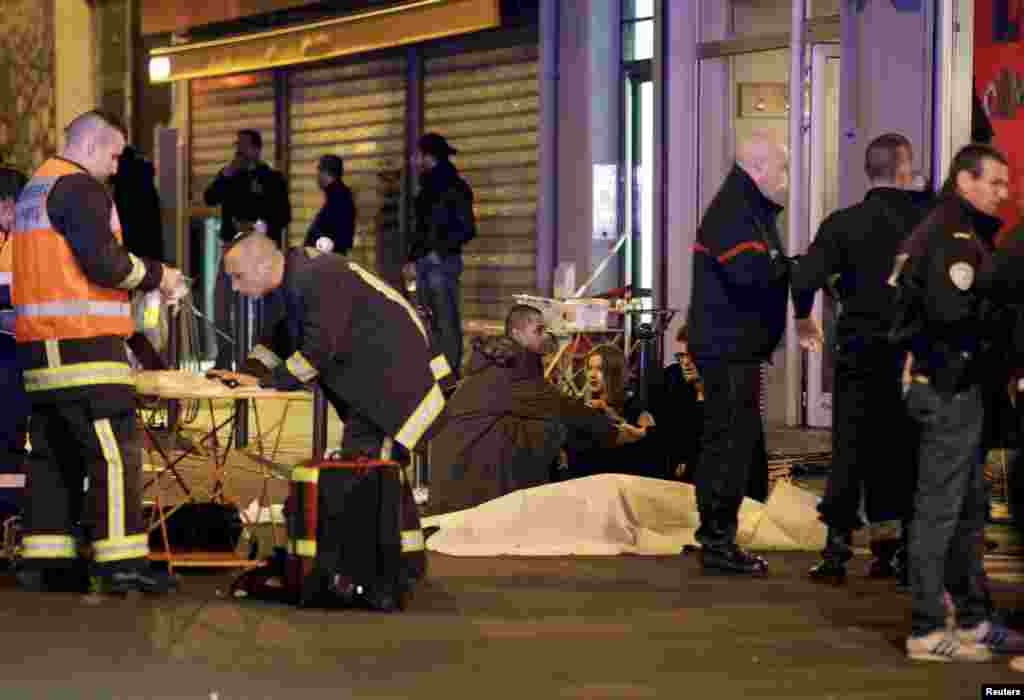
[0,548,1022,699]
[14,403,995,697]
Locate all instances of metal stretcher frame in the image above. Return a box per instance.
[136,377,311,572]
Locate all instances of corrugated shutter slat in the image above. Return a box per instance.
[423,41,539,336]
[288,55,406,271]
[190,72,279,205]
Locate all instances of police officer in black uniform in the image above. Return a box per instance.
[894,143,1017,662]
[791,133,933,584]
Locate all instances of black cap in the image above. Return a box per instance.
[318,154,344,178]
[418,132,457,160]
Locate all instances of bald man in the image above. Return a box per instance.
[214,234,450,460]
[686,131,806,576]
[13,109,184,594]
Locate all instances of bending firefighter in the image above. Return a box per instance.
[13,110,185,594]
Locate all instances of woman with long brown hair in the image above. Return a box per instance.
[584,344,655,429]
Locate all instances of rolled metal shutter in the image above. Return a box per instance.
[423,37,539,336]
[190,72,278,207]
[288,53,407,271]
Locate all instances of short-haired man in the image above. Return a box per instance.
[791,133,934,585]
[429,304,644,514]
[893,143,1018,661]
[13,110,185,594]
[204,130,291,247]
[687,131,818,576]
[213,233,449,460]
[304,154,356,255]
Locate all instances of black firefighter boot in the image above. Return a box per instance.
[867,537,902,579]
[808,528,853,585]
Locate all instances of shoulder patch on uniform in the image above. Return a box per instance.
[949,261,974,291]
[952,232,974,240]
[303,246,323,259]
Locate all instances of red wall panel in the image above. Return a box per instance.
[975,0,1024,237]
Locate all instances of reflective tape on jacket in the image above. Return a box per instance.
[430,355,452,381]
[291,466,320,484]
[347,262,428,341]
[23,361,134,393]
[286,352,319,383]
[402,529,425,553]
[395,382,445,450]
[13,158,133,342]
[289,538,317,558]
[250,344,283,370]
[92,534,149,563]
[21,534,77,560]
[16,301,131,318]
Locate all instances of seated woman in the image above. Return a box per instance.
[656,324,705,483]
[565,345,673,480]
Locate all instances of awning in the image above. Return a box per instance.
[148,0,500,83]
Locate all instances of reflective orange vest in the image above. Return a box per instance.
[12,158,133,342]
[0,231,11,302]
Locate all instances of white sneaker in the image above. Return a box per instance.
[413,487,429,505]
[906,629,992,663]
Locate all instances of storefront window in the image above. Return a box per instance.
[623,0,654,62]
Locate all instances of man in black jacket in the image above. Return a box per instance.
[203,130,291,247]
[791,133,933,584]
[204,129,291,369]
[405,133,475,380]
[894,143,1018,662]
[304,154,356,255]
[214,233,449,458]
[687,131,821,576]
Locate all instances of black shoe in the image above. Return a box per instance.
[867,555,898,579]
[700,546,768,576]
[808,557,847,585]
[93,565,178,595]
[16,565,90,593]
[867,537,900,579]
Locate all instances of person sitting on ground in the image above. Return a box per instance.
[564,346,672,480]
[583,345,654,427]
[655,324,704,482]
[429,304,645,514]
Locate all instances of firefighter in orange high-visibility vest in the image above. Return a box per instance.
[12,110,186,594]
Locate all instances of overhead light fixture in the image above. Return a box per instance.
[149,56,171,83]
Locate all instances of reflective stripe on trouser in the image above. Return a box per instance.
[288,531,424,558]
[23,403,147,566]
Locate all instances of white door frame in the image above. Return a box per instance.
[805,42,840,428]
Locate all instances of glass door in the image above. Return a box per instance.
[805,43,840,428]
[625,69,654,303]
